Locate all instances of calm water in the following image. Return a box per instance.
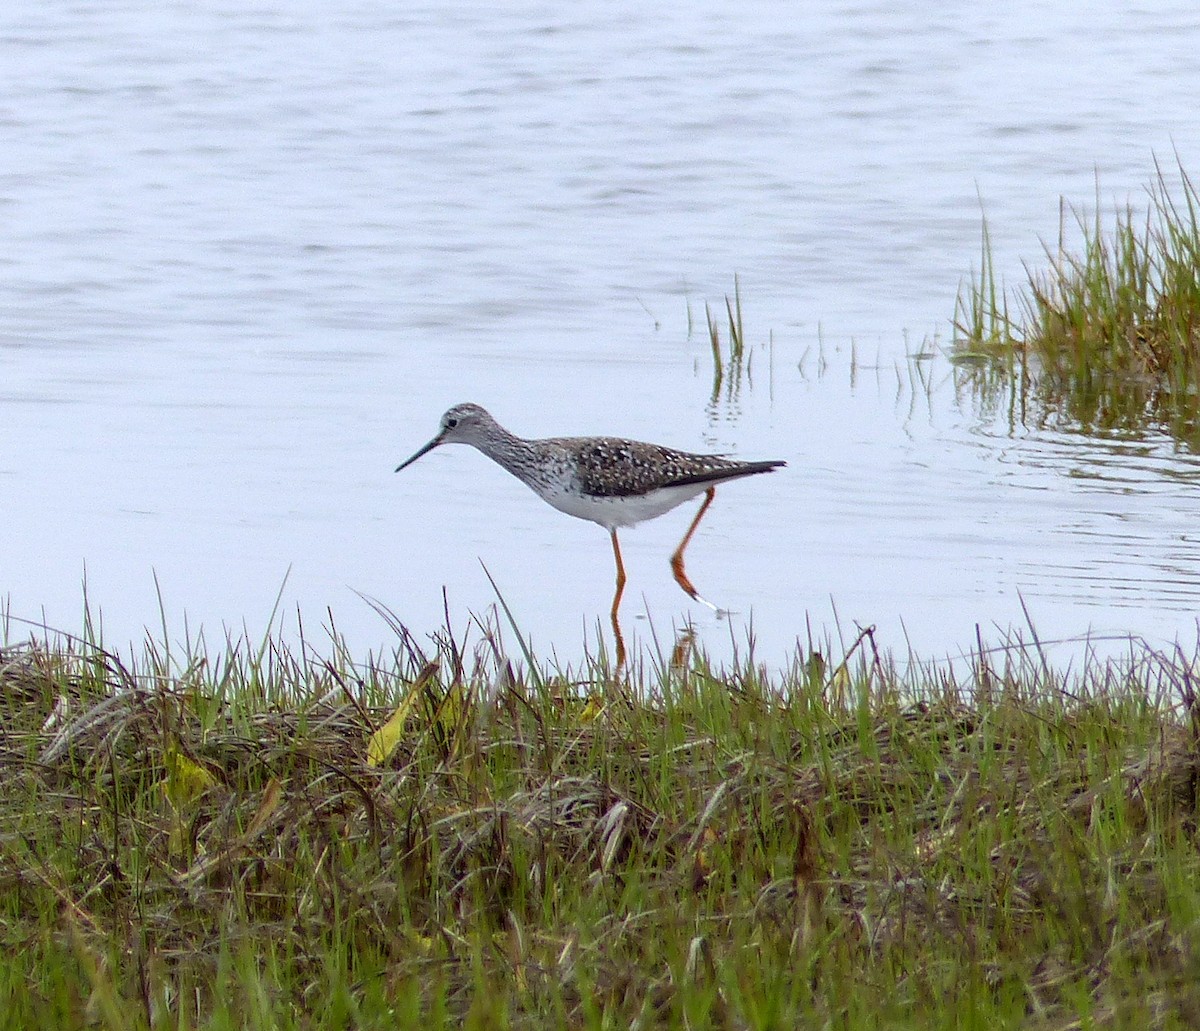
[3,1,1200,665]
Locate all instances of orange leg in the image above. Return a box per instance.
[670,488,719,611]
[610,530,628,667]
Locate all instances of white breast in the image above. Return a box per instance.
[534,481,714,530]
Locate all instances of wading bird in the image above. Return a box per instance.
[396,403,785,662]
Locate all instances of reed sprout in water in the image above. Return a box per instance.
[2,609,1200,1028]
[704,274,751,401]
[954,159,1200,440]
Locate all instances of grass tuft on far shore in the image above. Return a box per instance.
[954,159,1200,442]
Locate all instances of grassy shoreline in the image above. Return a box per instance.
[2,622,1199,1028]
[953,160,1200,444]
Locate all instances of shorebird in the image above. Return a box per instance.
[395,403,785,629]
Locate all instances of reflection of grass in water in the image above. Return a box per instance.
[706,274,745,396]
[6,603,1200,1027]
[953,160,1200,443]
[690,274,757,404]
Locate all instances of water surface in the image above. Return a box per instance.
[3,1,1200,665]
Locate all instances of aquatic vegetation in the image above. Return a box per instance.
[1,615,1199,1027]
[687,274,760,403]
[954,160,1200,442]
[706,274,747,399]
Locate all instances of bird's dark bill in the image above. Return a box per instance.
[394,436,442,472]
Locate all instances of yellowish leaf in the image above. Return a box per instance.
[161,745,218,812]
[405,930,435,955]
[366,677,425,767]
[579,695,605,723]
[432,682,467,742]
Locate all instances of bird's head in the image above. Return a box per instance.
[395,403,495,471]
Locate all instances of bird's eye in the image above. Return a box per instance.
[446,417,458,429]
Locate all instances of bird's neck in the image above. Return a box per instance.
[473,427,542,481]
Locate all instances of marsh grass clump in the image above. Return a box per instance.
[2,623,1200,1028]
[954,161,1200,441]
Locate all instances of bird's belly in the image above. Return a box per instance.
[537,482,711,530]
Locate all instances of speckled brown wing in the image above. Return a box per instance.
[565,437,784,498]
